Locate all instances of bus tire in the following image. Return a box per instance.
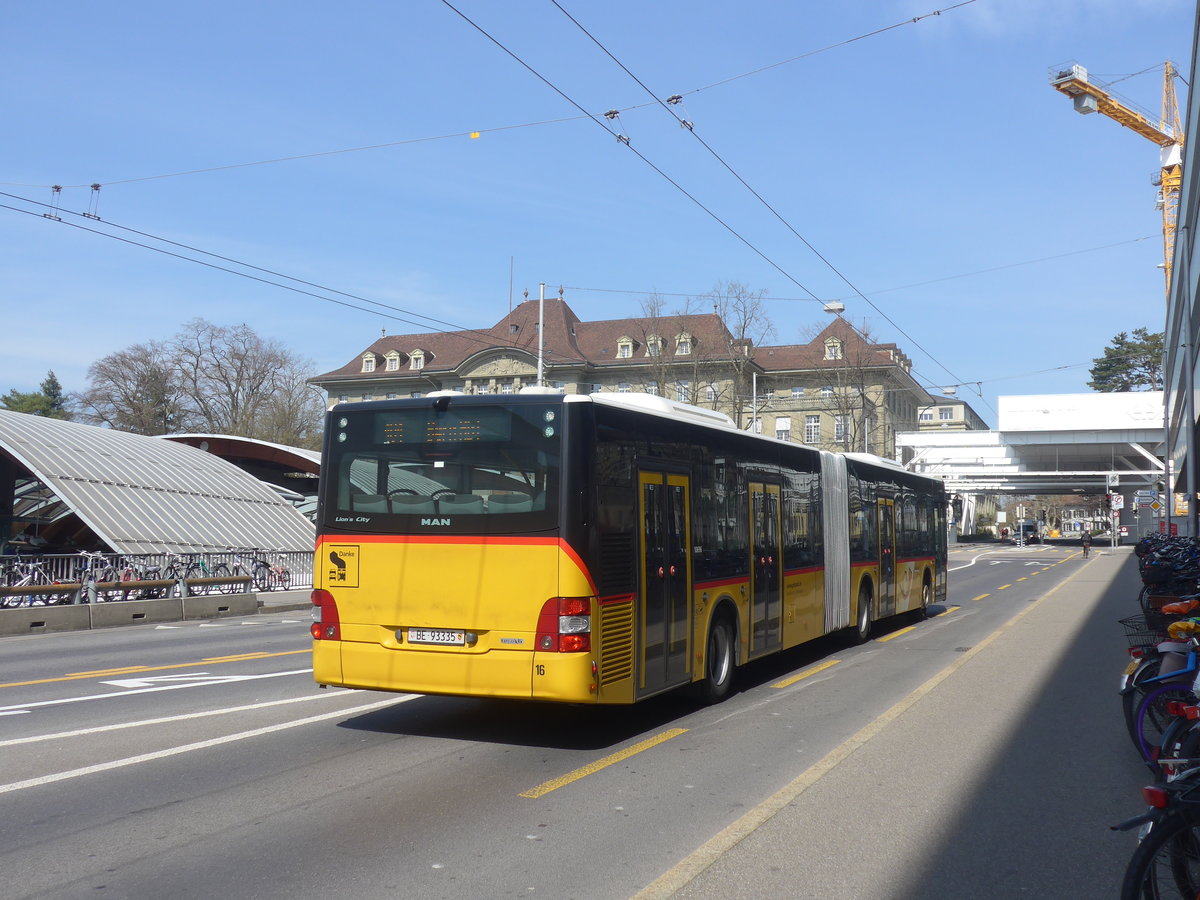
[910,578,932,623]
[853,586,872,644]
[699,613,736,704]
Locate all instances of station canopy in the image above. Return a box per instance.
[0,411,315,554]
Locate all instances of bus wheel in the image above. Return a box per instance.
[911,579,932,623]
[699,614,735,704]
[853,587,872,644]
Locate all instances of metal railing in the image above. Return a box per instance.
[0,550,314,609]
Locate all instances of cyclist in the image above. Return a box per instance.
[1080,530,1093,559]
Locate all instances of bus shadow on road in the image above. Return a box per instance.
[333,620,897,750]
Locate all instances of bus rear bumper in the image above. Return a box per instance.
[317,641,599,703]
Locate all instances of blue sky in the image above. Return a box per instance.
[3,0,1193,427]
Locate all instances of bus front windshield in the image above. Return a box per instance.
[324,400,562,533]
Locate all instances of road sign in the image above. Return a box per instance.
[1111,494,1125,510]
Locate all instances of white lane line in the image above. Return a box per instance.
[0,695,414,795]
[0,692,352,747]
[0,668,313,715]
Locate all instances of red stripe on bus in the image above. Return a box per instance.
[694,576,747,591]
[598,593,635,606]
[783,564,823,577]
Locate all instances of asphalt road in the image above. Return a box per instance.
[0,544,1147,899]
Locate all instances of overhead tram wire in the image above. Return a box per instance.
[559,235,1159,304]
[438,0,823,304]
[1,6,977,193]
[0,193,583,365]
[549,1,972,392]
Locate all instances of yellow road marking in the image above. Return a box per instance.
[877,626,914,643]
[65,666,152,678]
[771,659,841,688]
[972,593,990,602]
[998,584,1012,590]
[938,605,961,615]
[520,728,688,799]
[0,649,310,689]
[1017,577,1027,582]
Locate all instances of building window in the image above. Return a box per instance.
[791,386,803,398]
[409,391,422,398]
[939,407,954,420]
[646,380,659,396]
[338,394,349,403]
[552,381,567,393]
[805,415,821,443]
[676,334,692,356]
[617,338,633,359]
[919,411,934,421]
[705,383,717,402]
[385,353,400,371]
[501,381,513,394]
[386,392,397,400]
[361,393,371,402]
[410,351,425,370]
[820,385,834,398]
[592,384,603,394]
[775,416,791,441]
[362,355,376,373]
[834,415,847,442]
[676,381,691,402]
[824,338,843,360]
[510,324,520,334]
[647,336,662,357]
[618,382,631,393]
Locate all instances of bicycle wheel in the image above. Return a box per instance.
[1125,657,1165,750]
[211,563,234,594]
[278,568,291,591]
[1138,683,1198,762]
[251,563,271,593]
[1121,808,1200,899]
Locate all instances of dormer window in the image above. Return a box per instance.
[361,354,376,373]
[617,336,634,359]
[676,333,693,356]
[510,324,520,334]
[410,350,425,371]
[385,351,400,371]
[646,335,663,357]
[824,338,843,360]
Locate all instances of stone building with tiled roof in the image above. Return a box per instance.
[310,298,931,459]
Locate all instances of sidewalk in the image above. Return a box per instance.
[641,548,1149,899]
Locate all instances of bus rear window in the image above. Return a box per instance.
[324,402,560,531]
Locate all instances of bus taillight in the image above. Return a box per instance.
[311,589,341,641]
[536,597,592,652]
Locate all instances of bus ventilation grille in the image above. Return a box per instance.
[597,532,635,595]
[598,598,635,686]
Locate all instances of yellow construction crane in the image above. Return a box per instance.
[1049,61,1184,298]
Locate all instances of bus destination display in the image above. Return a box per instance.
[376,410,512,445]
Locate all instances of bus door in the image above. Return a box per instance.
[877,499,896,617]
[749,482,783,658]
[637,471,692,695]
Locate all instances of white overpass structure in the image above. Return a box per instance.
[897,392,1167,534]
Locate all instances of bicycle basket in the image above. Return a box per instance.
[1121,614,1170,648]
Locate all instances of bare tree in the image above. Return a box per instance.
[75,320,324,446]
[75,342,194,434]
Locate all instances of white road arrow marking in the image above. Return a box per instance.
[0,668,313,715]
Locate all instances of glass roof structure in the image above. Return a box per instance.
[0,411,315,554]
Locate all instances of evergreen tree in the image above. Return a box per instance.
[0,370,71,419]
[1088,328,1164,392]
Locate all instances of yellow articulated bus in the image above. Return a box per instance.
[311,391,947,704]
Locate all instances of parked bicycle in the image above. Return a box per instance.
[73,550,124,603]
[0,557,71,607]
[228,548,291,592]
[161,553,233,595]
